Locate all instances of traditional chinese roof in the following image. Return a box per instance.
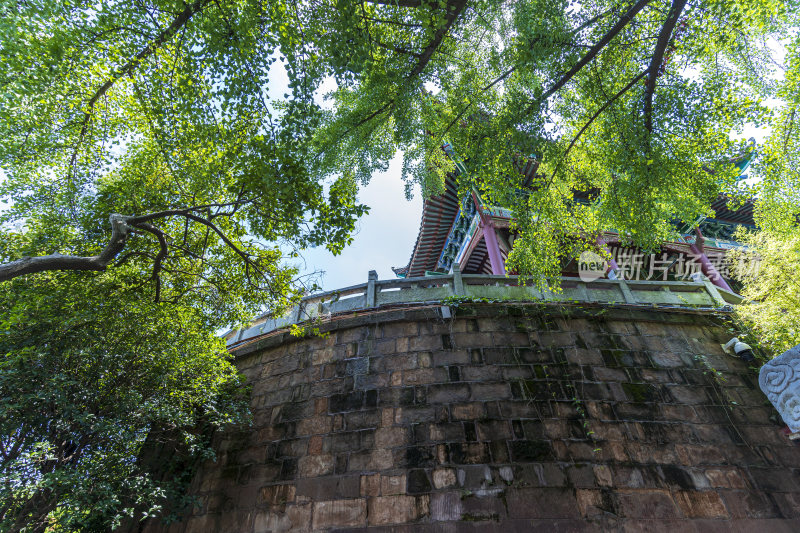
[710,196,755,226]
[393,177,461,278]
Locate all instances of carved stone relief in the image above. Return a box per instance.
[759,344,800,433]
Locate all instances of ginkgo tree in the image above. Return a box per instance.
[729,29,800,354]
[1,0,798,530]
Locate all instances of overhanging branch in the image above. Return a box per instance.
[0,214,131,282]
[522,0,653,117]
[338,0,467,139]
[643,0,687,132]
[70,0,212,169]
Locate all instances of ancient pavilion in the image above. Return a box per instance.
[393,144,756,293]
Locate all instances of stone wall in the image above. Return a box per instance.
[145,303,800,532]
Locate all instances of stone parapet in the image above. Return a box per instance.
[225,268,743,348]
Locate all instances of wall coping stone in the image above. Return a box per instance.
[227,266,741,352]
[230,300,726,359]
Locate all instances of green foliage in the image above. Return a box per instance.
[729,229,800,353]
[0,271,250,531]
[722,26,800,356]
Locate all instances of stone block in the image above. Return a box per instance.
[565,347,605,365]
[666,385,710,405]
[312,499,367,529]
[476,420,512,441]
[409,335,443,352]
[450,402,486,421]
[489,440,510,463]
[295,476,360,500]
[448,442,490,464]
[615,489,680,518]
[428,422,465,442]
[312,346,336,366]
[374,426,407,449]
[721,490,782,519]
[259,484,296,512]
[659,404,696,422]
[460,365,502,381]
[506,487,580,518]
[277,438,309,458]
[308,435,324,455]
[513,463,566,488]
[427,383,470,404]
[591,421,626,441]
[432,350,470,366]
[430,491,462,521]
[592,366,628,382]
[327,431,367,453]
[368,495,427,525]
[395,406,437,424]
[492,331,532,346]
[296,415,332,436]
[650,352,685,368]
[381,474,406,495]
[516,347,554,364]
[297,454,333,477]
[470,382,511,400]
[593,465,613,487]
[704,468,748,489]
[576,488,617,518]
[344,409,381,431]
[380,321,418,339]
[360,473,380,497]
[407,468,432,493]
[403,368,445,385]
[368,449,394,470]
[674,490,728,518]
[452,331,494,349]
[329,391,364,413]
[354,373,390,390]
[566,464,597,488]
[748,467,800,492]
[432,468,457,489]
[770,491,800,518]
[460,490,508,521]
[540,420,570,441]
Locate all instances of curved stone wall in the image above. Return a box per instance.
[147,303,800,532]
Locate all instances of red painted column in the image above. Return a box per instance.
[596,235,619,280]
[689,228,733,292]
[480,218,506,275]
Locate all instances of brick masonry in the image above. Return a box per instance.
[144,304,800,532]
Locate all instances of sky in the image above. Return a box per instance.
[266,60,424,292]
[289,156,422,291]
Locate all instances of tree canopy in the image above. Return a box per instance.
[1,0,797,289]
[1,0,799,530]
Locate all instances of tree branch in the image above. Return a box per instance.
[365,0,427,7]
[339,0,467,139]
[71,0,212,169]
[0,214,131,282]
[548,69,649,185]
[408,0,467,79]
[522,0,652,117]
[0,202,257,286]
[643,0,687,132]
[132,222,169,302]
